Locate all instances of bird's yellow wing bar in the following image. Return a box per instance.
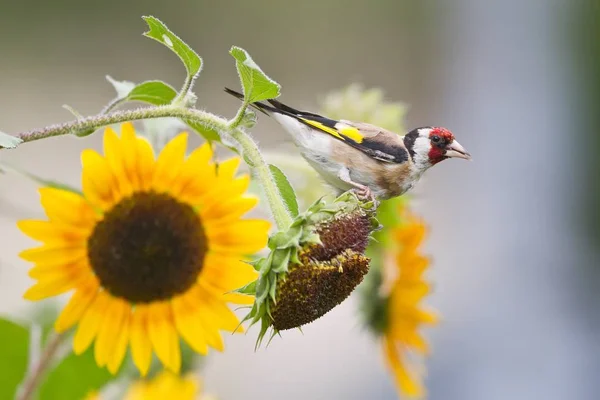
[299,118,364,144]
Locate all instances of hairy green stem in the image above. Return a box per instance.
[227,100,250,129]
[172,74,197,106]
[226,101,293,229]
[17,333,65,400]
[12,104,293,229]
[100,97,126,115]
[229,129,293,229]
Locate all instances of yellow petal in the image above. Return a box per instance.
[201,252,258,293]
[185,284,244,332]
[94,296,129,367]
[220,292,255,305]
[200,292,243,333]
[54,277,99,332]
[131,131,156,191]
[17,220,89,245]
[130,305,153,376]
[390,282,431,306]
[172,294,209,355]
[81,149,118,210]
[197,309,224,352]
[182,170,249,214]
[395,222,426,251]
[198,175,250,211]
[152,133,188,192]
[73,291,110,354]
[179,374,201,400]
[23,268,90,301]
[397,254,430,281]
[103,127,134,198]
[207,219,270,254]
[147,302,181,373]
[387,318,431,354]
[169,142,215,199]
[108,307,131,374]
[216,157,241,180]
[28,258,89,280]
[200,196,259,223]
[118,123,143,192]
[38,187,97,226]
[20,245,86,266]
[383,337,424,398]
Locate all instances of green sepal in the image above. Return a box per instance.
[268,164,300,217]
[268,271,278,302]
[233,280,257,296]
[271,248,291,274]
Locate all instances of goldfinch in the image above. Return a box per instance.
[225,88,471,201]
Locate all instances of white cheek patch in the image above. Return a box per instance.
[412,136,432,170]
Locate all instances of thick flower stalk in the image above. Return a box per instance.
[240,192,380,345]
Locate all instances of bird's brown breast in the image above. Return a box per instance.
[374,162,412,198]
[331,141,413,199]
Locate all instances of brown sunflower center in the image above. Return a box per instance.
[87,191,207,303]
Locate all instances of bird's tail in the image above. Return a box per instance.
[224,87,274,115]
[224,87,319,120]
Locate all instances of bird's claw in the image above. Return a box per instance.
[353,186,376,204]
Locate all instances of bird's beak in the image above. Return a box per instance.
[445,140,472,160]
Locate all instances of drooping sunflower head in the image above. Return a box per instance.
[361,202,438,398]
[242,192,379,344]
[18,123,270,375]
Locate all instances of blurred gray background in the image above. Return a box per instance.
[1,1,599,399]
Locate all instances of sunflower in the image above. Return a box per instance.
[380,206,438,398]
[123,370,206,400]
[18,123,269,375]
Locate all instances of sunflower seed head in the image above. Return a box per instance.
[239,192,380,345]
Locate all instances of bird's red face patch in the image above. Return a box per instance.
[428,127,455,164]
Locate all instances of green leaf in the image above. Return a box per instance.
[106,75,136,98]
[230,46,280,103]
[0,131,22,149]
[0,162,82,194]
[183,119,221,143]
[106,77,177,107]
[127,81,177,105]
[142,16,202,80]
[0,318,29,400]
[39,346,113,400]
[269,164,299,217]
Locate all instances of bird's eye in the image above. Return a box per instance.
[431,135,441,143]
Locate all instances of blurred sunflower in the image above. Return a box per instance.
[380,206,438,398]
[123,370,206,400]
[18,123,269,375]
[361,202,437,398]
